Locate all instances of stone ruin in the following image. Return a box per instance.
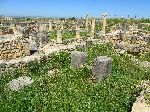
[92,56,112,80]
[71,51,113,81]
[0,15,149,76]
[71,51,88,69]
[107,24,150,54]
[102,13,108,35]
[0,34,30,60]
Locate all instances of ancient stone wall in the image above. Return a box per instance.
[107,29,150,53]
[0,35,30,60]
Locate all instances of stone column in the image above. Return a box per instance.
[85,15,89,31]
[13,25,17,35]
[44,24,47,31]
[102,13,108,35]
[45,24,49,31]
[61,22,64,31]
[57,30,62,44]
[35,32,41,49]
[49,21,52,31]
[76,25,80,41]
[39,24,43,32]
[92,56,112,81]
[91,17,95,39]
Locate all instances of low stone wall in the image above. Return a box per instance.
[0,53,46,74]
[0,35,30,60]
[107,32,150,54]
[0,43,76,74]
[0,39,102,75]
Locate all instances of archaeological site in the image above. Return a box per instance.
[0,1,150,112]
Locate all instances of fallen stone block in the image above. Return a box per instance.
[71,51,88,69]
[92,56,112,80]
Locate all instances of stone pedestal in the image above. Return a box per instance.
[71,51,87,69]
[92,56,112,80]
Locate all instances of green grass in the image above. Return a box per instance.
[50,31,57,40]
[49,30,76,41]
[80,32,89,37]
[62,31,76,41]
[143,26,150,31]
[0,44,150,112]
[133,51,150,62]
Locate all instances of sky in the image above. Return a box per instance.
[0,0,150,18]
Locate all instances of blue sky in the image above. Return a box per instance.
[0,0,150,18]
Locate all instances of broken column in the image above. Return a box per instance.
[39,24,44,32]
[49,20,52,31]
[71,51,87,69]
[76,25,80,42]
[13,25,18,35]
[57,30,62,44]
[61,22,64,31]
[92,56,112,80]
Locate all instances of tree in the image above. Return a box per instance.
[26,18,31,21]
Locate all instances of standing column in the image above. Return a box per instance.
[91,17,95,39]
[57,30,62,44]
[102,13,108,35]
[13,25,16,33]
[76,24,80,42]
[61,22,64,31]
[49,21,52,31]
[85,15,89,31]
[39,23,43,32]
